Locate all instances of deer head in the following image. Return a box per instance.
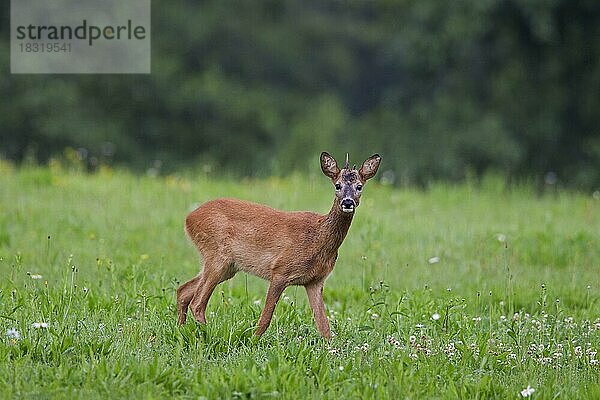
[320,152,381,213]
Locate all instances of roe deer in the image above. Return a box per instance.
[177,152,381,338]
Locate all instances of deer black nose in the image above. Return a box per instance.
[341,198,355,212]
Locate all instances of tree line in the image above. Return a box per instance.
[1,0,598,188]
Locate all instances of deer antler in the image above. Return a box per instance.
[344,153,349,170]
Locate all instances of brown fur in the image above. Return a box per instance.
[177,152,381,338]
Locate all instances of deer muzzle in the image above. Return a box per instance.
[340,198,355,213]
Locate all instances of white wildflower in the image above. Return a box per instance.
[6,328,21,339]
[496,234,507,242]
[31,322,48,329]
[520,385,535,397]
[431,313,441,321]
[30,274,43,280]
[427,256,440,264]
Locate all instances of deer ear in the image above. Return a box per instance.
[359,154,381,181]
[320,152,340,180]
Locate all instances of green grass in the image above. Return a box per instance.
[0,161,599,399]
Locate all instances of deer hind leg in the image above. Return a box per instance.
[255,277,287,336]
[189,258,236,324]
[176,275,202,325]
[305,280,331,339]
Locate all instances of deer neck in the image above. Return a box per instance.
[320,199,354,253]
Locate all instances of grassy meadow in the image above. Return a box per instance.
[0,161,598,399]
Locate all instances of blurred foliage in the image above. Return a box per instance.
[0,0,599,188]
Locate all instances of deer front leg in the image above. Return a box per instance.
[305,280,331,339]
[255,278,287,336]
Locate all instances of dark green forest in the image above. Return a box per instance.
[1,0,599,188]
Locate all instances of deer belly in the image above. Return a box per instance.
[232,247,278,280]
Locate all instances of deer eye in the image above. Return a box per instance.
[356,184,363,191]
[335,183,342,191]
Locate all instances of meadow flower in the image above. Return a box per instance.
[31,322,48,329]
[520,385,535,397]
[443,342,456,358]
[6,328,21,339]
[496,233,507,242]
[387,336,401,348]
[371,313,379,320]
[427,256,440,264]
[30,274,43,280]
[431,313,440,321]
[338,366,344,371]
